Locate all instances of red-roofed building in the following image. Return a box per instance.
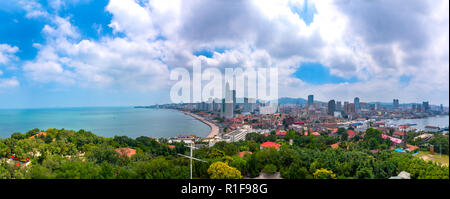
[276,129,287,136]
[168,145,175,149]
[330,128,338,134]
[238,151,252,158]
[406,144,419,151]
[331,142,340,149]
[312,132,320,136]
[30,132,47,139]
[398,125,410,131]
[260,142,281,150]
[347,130,356,139]
[393,131,405,138]
[115,148,136,158]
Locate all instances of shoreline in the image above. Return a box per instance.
[383,115,449,130]
[178,110,219,138]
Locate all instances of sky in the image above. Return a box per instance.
[0,0,448,108]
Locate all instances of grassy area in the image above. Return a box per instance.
[417,151,449,167]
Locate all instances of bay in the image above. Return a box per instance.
[384,115,449,130]
[0,107,211,138]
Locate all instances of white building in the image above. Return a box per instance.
[225,125,253,142]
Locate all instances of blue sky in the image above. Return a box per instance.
[294,62,358,85]
[0,0,448,108]
[290,0,316,26]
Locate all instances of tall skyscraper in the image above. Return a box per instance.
[354,97,360,112]
[393,99,399,110]
[423,101,429,112]
[221,99,225,118]
[248,98,256,113]
[336,101,342,111]
[328,100,336,116]
[308,95,314,108]
[243,97,249,112]
[224,83,234,119]
[440,104,444,112]
[344,101,349,113]
[232,90,236,109]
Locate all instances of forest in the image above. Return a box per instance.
[0,127,448,179]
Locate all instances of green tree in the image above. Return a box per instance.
[53,161,100,179]
[263,164,277,174]
[207,161,242,179]
[313,168,337,179]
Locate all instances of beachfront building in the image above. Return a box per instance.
[225,125,253,142]
[168,135,198,144]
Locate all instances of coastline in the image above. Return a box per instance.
[383,115,449,130]
[178,110,219,138]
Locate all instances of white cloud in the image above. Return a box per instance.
[0,77,19,88]
[106,0,157,40]
[0,44,20,89]
[14,0,450,105]
[0,44,19,65]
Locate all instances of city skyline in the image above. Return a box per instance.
[0,0,449,109]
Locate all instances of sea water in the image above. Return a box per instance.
[0,107,210,138]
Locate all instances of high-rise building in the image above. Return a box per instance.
[375,102,380,110]
[232,90,236,109]
[221,99,225,118]
[354,97,360,112]
[350,103,355,113]
[212,100,217,111]
[248,98,256,113]
[336,101,342,111]
[393,99,399,110]
[224,83,234,119]
[243,97,249,113]
[440,104,444,112]
[308,95,314,108]
[344,101,349,113]
[423,101,429,112]
[412,104,417,113]
[328,100,336,116]
[201,102,206,111]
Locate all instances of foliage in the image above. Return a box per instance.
[263,164,277,174]
[207,161,242,179]
[0,128,448,179]
[313,168,337,179]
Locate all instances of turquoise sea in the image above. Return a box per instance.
[0,107,211,138]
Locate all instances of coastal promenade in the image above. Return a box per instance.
[181,111,219,138]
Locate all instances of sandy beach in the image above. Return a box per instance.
[181,111,219,138]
